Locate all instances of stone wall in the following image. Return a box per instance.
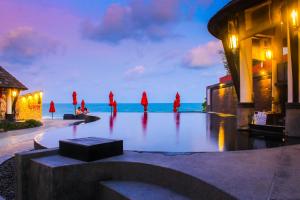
[253,76,272,111]
[209,84,238,115]
[208,76,272,115]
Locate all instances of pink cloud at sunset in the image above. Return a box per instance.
[0,27,61,64]
[183,40,223,69]
[81,0,181,43]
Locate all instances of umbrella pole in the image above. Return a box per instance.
[74,105,76,115]
[52,113,53,120]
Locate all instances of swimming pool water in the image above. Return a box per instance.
[36,112,291,152]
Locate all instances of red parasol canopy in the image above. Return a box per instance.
[113,100,117,113]
[109,91,114,106]
[81,99,85,112]
[72,91,77,105]
[49,101,56,113]
[173,99,179,112]
[141,91,148,112]
[176,92,180,107]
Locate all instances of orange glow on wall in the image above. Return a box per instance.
[16,91,43,121]
[228,34,238,49]
[291,9,298,27]
[218,87,226,97]
[265,49,272,60]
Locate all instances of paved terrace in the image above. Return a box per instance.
[0,119,79,164]
[22,144,300,200]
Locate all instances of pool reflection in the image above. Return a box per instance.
[109,112,117,134]
[141,112,148,134]
[174,112,180,132]
[218,121,225,152]
[37,112,300,152]
[72,125,77,137]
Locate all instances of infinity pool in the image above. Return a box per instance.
[35,112,289,152]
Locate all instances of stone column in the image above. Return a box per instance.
[237,38,254,129]
[206,88,211,112]
[286,0,300,137]
[6,88,12,115]
[271,27,282,113]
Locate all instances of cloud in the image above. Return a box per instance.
[124,65,145,79]
[81,0,180,43]
[0,27,60,64]
[182,40,223,69]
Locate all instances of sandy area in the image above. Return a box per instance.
[0,119,79,164]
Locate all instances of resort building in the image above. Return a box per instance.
[0,66,28,120]
[0,66,43,121]
[206,0,300,137]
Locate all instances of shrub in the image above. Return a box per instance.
[0,119,42,131]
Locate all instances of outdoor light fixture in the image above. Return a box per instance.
[12,90,17,97]
[260,69,267,76]
[291,9,298,28]
[265,49,273,60]
[228,34,238,50]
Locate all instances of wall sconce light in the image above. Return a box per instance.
[12,90,17,97]
[260,69,267,76]
[228,34,238,50]
[265,49,273,60]
[291,9,298,28]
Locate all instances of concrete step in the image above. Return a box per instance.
[98,180,190,200]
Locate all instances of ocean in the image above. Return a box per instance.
[42,103,203,119]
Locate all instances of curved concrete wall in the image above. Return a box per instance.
[27,158,235,200]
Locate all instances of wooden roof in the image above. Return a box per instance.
[208,0,266,39]
[0,66,28,90]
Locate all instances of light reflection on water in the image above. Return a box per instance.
[36,112,295,152]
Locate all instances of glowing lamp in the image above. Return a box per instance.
[228,34,238,50]
[265,49,273,60]
[39,92,43,97]
[260,69,267,76]
[291,9,298,28]
[12,90,17,97]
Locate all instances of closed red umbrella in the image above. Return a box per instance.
[173,92,181,112]
[109,91,114,106]
[176,92,180,107]
[173,99,179,112]
[81,100,85,112]
[72,91,77,115]
[109,91,114,113]
[141,91,148,112]
[113,100,117,114]
[49,101,55,119]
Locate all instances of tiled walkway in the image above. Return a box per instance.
[0,119,78,164]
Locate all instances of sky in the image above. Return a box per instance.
[0,0,230,103]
